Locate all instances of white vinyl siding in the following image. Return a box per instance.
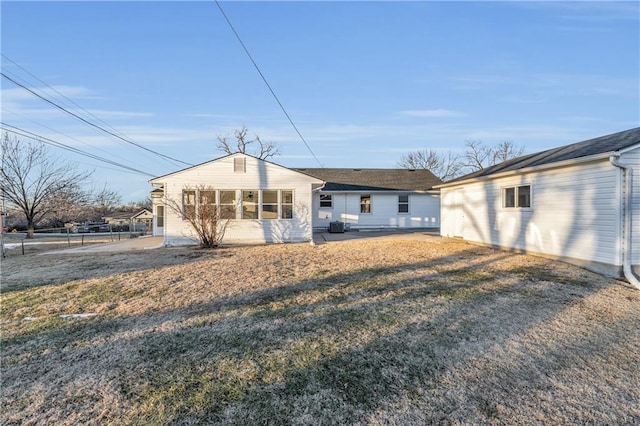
[153,154,322,245]
[440,159,622,267]
[313,192,440,229]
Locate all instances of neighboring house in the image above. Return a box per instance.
[149,153,442,246]
[149,154,324,245]
[436,127,640,281]
[295,168,442,230]
[102,209,153,231]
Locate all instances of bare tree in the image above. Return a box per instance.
[217,126,280,160]
[397,149,463,181]
[463,140,525,172]
[490,140,525,164]
[164,185,230,248]
[90,184,122,220]
[399,140,525,180]
[1,133,92,238]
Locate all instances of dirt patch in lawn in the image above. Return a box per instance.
[1,238,639,425]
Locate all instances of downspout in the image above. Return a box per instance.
[609,155,640,290]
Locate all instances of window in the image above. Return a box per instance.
[234,157,246,173]
[503,185,531,208]
[398,194,409,214]
[183,190,196,218]
[199,190,216,218]
[517,185,531,208]
[156,205,164,227]
[281,190,293,219]
[360,195,371,214]
[220,190,236,219]
[262,190,278,219]
[504,187,516,208]
[320,194,332,208]
[242,190,259,219]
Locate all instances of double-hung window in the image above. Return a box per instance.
[220,190,237,219]
[360,195,371,214]
[242,190,259,219]
[281,191,294,219]
[398,194,409,214]
[261,190,278,219]
[320,194,332,208]
[182,190,196,219]
[199,190,216,219]
[503,185,531,208]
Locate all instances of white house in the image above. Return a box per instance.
[150,154,323,245]
[149,154,442,246]
[437,127,640,284]
[296,168,442,230]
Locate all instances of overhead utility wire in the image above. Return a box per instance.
[2,54,131,142]
[214,0,323,167]
[3,108,149,170]
[1,122,154,177]
[1,72,192,167]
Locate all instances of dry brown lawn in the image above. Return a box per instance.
[1,237,639,425]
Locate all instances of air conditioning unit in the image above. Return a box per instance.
[329,221,345,233]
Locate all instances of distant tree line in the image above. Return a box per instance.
[1,133,149,237]
[398,140,525,181]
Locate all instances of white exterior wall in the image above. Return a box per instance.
[621,146,640,267]
[440,159,622,269]
[152,154,322,245]
[313,192,440,229]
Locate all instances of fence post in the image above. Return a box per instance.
[67,227,71,247]
[82,234,85,246]
[21,239,24,255]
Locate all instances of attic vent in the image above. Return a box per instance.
[408,169,416,172]
[234,157,246,173]
[353,168,361,171]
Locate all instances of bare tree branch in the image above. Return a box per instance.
[1,133,92,237]
[164,185,230,248]
[397,149,463,181]
[216,126,281,160]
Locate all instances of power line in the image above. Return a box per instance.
[1,71,193,167]
[2,108,148,171]
[214,0,323,167]
[2,54,132,142]
[1,122,154,177]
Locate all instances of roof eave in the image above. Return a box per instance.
[434,151,614,189]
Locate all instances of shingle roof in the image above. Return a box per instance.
[445,127,640,185]
[294,168,442,191]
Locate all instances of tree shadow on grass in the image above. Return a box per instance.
[0,246,224,292]
[2,245,637,425]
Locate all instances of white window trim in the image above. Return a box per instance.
[319,194,333,209]
[501,184,533,210]
[398,194,410,215]
[360,194,372,214]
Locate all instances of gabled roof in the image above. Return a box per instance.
[149,153,323,184]
[294,168,442,191]
[440,127,640,186]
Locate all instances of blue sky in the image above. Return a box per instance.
[2,1,638,201]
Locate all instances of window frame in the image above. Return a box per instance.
[261,190,279,220]
[182,190,196,219]
[241,190,259,219]
[156,205,164,228]
[398,194,409,214]
[319,194,333,208]
[281,190,294,220]
[502,184,532,209]
[360,194,372,214]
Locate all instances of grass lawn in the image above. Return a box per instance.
[1,238,639,424]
